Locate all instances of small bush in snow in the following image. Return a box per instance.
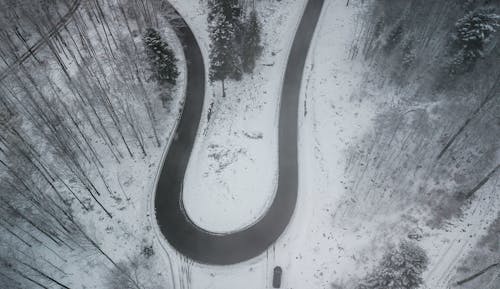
[142,245,154,258]
[454,8,500,61]
[357,241,428,289]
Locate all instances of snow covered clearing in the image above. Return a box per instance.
[172,0,306,233]
[163,0,499,288]
[156,0,380,288]
[1,0,498,288]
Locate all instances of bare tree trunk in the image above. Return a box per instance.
[455,263,499,286]
[222,79,226,98]
[437,75,500,160]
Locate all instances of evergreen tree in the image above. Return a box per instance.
[209,2,242,97]
[143,28,179,87]
[208,0,242,27]
[208,0,243,46]
[455,8,500,61]
[357,241,428,289]
[208,0,263,96]
[242,10,263,73]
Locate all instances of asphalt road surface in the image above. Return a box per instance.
[155,0,325,265]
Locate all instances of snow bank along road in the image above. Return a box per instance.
[155,0,325,265]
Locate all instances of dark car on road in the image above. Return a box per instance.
[273,266,283,288]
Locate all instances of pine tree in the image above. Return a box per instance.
[357,241,428,289]
[242,10,263,73]
[208,0,242,28]
[209,3,242,97]
[207,0,243,46]
[143,28,179,87]
[455,8,500,60]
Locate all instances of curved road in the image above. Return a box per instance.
[155,0,325,265]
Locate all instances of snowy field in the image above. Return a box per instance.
[157,0,499,288]
[158,0,391,287]
[173,0,306,233]
[0,0,498,288]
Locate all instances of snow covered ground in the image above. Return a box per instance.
[172,0,306,233]
[1,0,187,287]
[155,1,499,288]
[59,13,189,288]
[2,0,498,288]
[156,0,381,287]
